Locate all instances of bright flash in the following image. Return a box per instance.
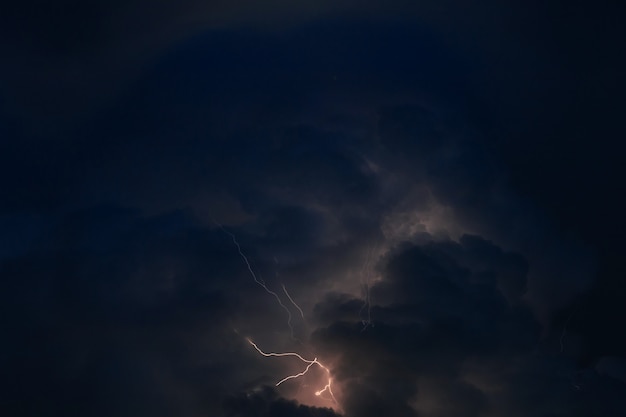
[247,338,337,403]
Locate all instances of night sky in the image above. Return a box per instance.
[2,1,626,416]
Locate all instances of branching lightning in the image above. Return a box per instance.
[212,218,337,406]
[247,338,337,403]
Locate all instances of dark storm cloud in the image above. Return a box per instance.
[0,0,544,134]
[1,208,240,416]
[311,237,625,417]
[0,19,464,216]
[374,103,595,320]
[2,7,625,417]
[223,386,340,417]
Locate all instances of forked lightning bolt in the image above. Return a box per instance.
[247,339,337,403]
[212,219,336,405]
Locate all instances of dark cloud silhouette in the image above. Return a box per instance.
[223,386,341,417]
[311,236,624,417]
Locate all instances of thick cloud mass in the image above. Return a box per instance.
[312,237,614,417]
[224,387,341,417]
[1,11,625,417]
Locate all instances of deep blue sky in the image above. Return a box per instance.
[1,1,625,416]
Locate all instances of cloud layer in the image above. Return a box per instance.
[1,17,624,417]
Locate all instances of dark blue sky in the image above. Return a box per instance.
[1,1,625,416]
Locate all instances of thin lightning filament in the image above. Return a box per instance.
[282,284,305,320]
[217,224,297,339]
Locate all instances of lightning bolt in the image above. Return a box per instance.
[227,230,295,336]
[211,218,337,406]
[282,284,305,320]
[213,220,297,339]
[247,338,337,403]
